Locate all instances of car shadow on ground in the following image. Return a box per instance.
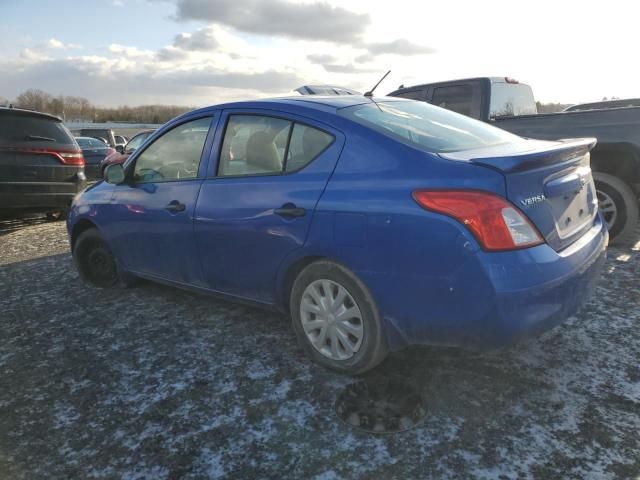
[0,216,51,237]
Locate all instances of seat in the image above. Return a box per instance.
[246,131,281,173]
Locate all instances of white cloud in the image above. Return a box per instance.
[47,38,65,49]
[173,26,218,51]
[5,0,640,106]
[173,0,370,43]
[108,44,154,58]
[43,38,82,50]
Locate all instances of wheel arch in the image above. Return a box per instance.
[590,142,640,192]
[276,254,326,312]
[70,218,99,251]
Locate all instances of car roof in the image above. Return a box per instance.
[0,106,63,122]
[188,95,409,116]
[388,77,531,95]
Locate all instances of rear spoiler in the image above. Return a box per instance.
[295,85,361,96]
[440,138,597,173]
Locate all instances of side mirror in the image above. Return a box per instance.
[116,145,124,154]
[104,163,125,184]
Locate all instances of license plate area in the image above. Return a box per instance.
[546,167,597,239]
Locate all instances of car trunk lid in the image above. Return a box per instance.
[440,138,598,251]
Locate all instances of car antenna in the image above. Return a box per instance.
[364,70,391,97]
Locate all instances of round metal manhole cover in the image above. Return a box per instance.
[335,378,426,433]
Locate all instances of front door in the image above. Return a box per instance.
[109,115,215,284]
[194,111,344,302]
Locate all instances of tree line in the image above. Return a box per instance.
[2,88,617,121]
[2,89,194,124]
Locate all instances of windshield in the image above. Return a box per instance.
[489,83,538,118]
[339,100,522,153]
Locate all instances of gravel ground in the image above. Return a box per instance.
[0,219,639,479]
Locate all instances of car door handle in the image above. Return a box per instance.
[274,204,306,218]
[165,200,186,213]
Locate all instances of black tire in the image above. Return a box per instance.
[290,260,388,375]
[594,172,639,246]
[73,229,130,288]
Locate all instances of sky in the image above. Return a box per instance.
[0,0,638,107]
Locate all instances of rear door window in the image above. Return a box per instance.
[219,115,291,176]
[285,124,333,172]
[218,115,334,176]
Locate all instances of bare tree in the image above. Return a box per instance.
[11,88,193,123]
[14,89,53,112]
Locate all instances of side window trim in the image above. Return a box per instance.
[281,121,295,173]
[212,112,335,179]
[126,114,215,184]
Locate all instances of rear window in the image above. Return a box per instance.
[489,83,538,117]
[0,113,75,144]
[77,138,105,148]
[339,101,523,153]
[81,129,110,137]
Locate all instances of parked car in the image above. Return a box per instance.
[114,135,128,149]
[75,136,115,179]
[0,107,86,219]
[67,96,607,374]
[99,129,154,177]
[71,128,117,147]
[387,77,640,245]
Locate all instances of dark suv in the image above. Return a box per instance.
[0,107,86,218]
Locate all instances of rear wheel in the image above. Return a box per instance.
[290,260,388,375]
[594,172,638,246]
[73,229,130,288]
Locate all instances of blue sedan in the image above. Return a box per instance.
[67,96,608,374]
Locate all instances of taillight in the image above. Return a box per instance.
[412,190,543,251]
[57,151,85,165]
[1,146,85,166]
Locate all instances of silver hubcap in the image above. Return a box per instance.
[597,189,617,229]
[300,279,364,361]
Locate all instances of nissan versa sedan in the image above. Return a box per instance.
[66,96,608,374]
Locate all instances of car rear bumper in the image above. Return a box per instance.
[377,216,608,350]
[0,180,86,215]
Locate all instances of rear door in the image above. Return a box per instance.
[109,114,216,283]
[194,110,344,302]
[441,138,598,251]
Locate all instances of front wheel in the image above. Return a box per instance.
[594,172,639,246]
[290,260,388,375]
[73,229,128,288]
